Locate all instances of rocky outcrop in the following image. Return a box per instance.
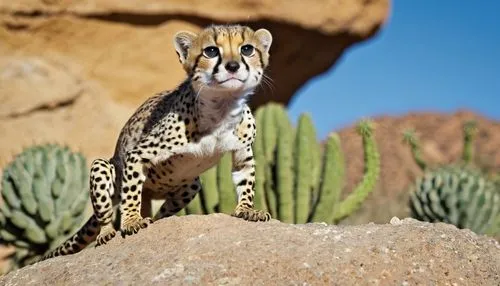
[0,56,132,167]
[1,214,498,285]
[0,0,390,168]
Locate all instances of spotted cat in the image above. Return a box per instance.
[41,24,273,260]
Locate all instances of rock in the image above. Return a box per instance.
[1,214,498,285]
[0,245,14,275]
[0,55,133,167]
[0,57,82,118]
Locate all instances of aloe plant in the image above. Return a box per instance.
[0,144,89,271]
[404,120,500,235]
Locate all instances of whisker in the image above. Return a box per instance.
[259,74,276,94]
[195,84,204,101]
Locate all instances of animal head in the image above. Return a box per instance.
[173,25,272,93]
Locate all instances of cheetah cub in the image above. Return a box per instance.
[42,25,273,260]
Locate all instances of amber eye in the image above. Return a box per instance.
[203,46,219,58]
[241,44,254,56]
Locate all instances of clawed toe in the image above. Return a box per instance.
[96,231,116,246]
[232,207,271,222]
[120,217,153,237]
[96,225,116,246]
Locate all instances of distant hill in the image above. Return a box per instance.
[336,110,500,224]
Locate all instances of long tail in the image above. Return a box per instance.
[39,215,100,262]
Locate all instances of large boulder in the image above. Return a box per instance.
[0,0,390,165]
[0,214,498,285]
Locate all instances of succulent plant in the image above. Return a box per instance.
[409,166,500,235]
[191,103,380,224]
[0,144,89,270]
[405,120,500,235]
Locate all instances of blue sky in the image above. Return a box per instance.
[288,1,500,139]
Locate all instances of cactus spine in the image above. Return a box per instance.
[0,144,89,270]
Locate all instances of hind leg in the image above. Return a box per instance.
[40,158,116,260]
[153,178,202,220]
[89,159,117,246]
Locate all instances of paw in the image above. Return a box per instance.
[120,216,153,237]
[232,207,271,222]
[96,226,116,246]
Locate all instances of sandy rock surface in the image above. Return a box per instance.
[1,214,498,285]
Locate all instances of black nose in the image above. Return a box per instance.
[225,61,240,73]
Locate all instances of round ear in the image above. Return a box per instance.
[173,31,197,64]
[254,29,273,53]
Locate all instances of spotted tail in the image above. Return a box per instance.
[39,215,100,262]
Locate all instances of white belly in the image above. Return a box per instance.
[145,128,243,193]
[184,128,244,157]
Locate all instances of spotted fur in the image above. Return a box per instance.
[41,24,273,260]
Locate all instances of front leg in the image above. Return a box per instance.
[231,146,271,222]
[119,144,175,236]
[119,149,153,236]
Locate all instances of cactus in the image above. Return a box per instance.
[409,166,500,235]
[310,133,345,223]
[261,104,279,218]
[216,153,236,214]
[403,129,427,170]
[275,106,294,223]
[405,120,500,236]
[330,120,380,223]
[294,114,316,223]
[252,107,267,211]
[462,120,478,164]
[0,144,89,270]
[198,166,218,213]
[193,103,379,225]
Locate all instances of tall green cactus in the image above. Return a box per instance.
[193,103,379,225]
[261,104,279,218]
[331,120,380,223]
[462,120,477,165]
[294,114,315,223]
[310,133,345,223]
[275,106,294,223]
[252,107,268,212]
[403,129,427,170]
[0,144,89,270]
[198,166,218,214]
[405,120,500,236]
[217,153,236,214]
